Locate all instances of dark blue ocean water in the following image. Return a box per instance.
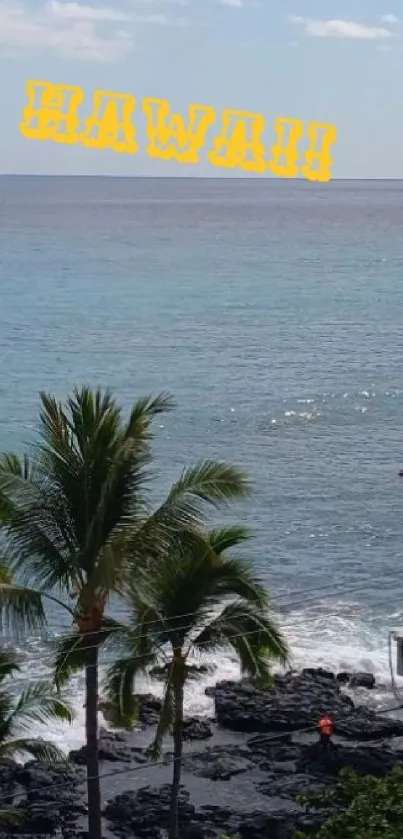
[1,176,403,745]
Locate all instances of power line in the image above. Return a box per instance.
[4,620,292,688]
[0,696,402,807]
[16,562,403,641]
[4,566,403,671]
[5,561,403,647]
[2,605,401,688]
[4,592,403,692]
[2,564,403,692]
[3,574,403,654]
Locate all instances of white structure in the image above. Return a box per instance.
[388,631,403,706]
[392,630,403,677]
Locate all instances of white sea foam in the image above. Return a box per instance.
[20,599,403,753]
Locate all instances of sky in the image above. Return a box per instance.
[0,0,401,177]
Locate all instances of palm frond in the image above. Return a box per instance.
[80,528,134,605]
[193,602,289,682]
[0,447,77,591]
[104,649,156,726]
[125,461,251,574]
[124,394,175,441]
[65,387,122,454]
[0,737,67,762]
[159,539,270,614]
[8,682,72,735]
[36,388,121,566]
[79,440,149,576]
[205,526,251,555]
[0,647,21,682]
[147,667,174,759]
[183,663,210,682]
[201,554,270,610]
[172,461,250,507]
[103,593,164,725]
[128,533,215,644]
[0,453,36,525]
[0,691,14,731]
[0,648,21,731]
[53,629,92,689]
[0,509,78,594]
[103,658,140,727]
[0,583,46,633]
[129,536,271,649]
[36,389,174,580]
[123,576,170,648]
[54,617,124,688]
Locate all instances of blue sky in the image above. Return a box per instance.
[0,0,401,177]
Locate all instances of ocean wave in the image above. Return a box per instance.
[13,596,403,753]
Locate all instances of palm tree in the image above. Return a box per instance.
[0,387,249,839]
[0,646,71,828]
[104,525,289,839]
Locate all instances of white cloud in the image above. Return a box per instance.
[0,0,133,58]
[0,0,190,60]
[288,15,393,40]
[219,0,243,7]
[48,0,189,22]
[47,1,131,22]
[381,14,399,24]
[130,11,190,25]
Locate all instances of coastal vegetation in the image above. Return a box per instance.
[0,385,287,839]
[0,646,71,828]
[295,766,403,839]
[0,647,71,762]
[3,386,394,839]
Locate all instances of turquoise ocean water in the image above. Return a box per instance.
[1,175,403,747]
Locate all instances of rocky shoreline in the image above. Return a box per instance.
[1,667,403,839]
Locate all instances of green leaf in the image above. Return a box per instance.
[0,737,67,762]
[0,646,21,682]
[0,646,72,765]
[0,582,46,633]
[295,766,403,839]
[53,617,125,689]
[206,526,251,554]
[126,461,251,572]
[166,460,250,513]
[116,510,288,760]
[6,681,72,738]
[103,601,163,727]
[193,601,288,679]
[148,668,174,760]
[103,637,158,726]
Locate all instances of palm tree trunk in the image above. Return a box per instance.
[169,670,184,839]
[85,643,102,839]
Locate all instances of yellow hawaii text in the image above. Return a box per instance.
[20,80,338,182]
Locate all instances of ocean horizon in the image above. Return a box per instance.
[1,174,403,750]
[2,174,403,180]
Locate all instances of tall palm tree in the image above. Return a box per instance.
[104,525,289,839]
[0,646,72,828]
[0,387,249,839]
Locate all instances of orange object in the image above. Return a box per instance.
[319,716,334,736]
